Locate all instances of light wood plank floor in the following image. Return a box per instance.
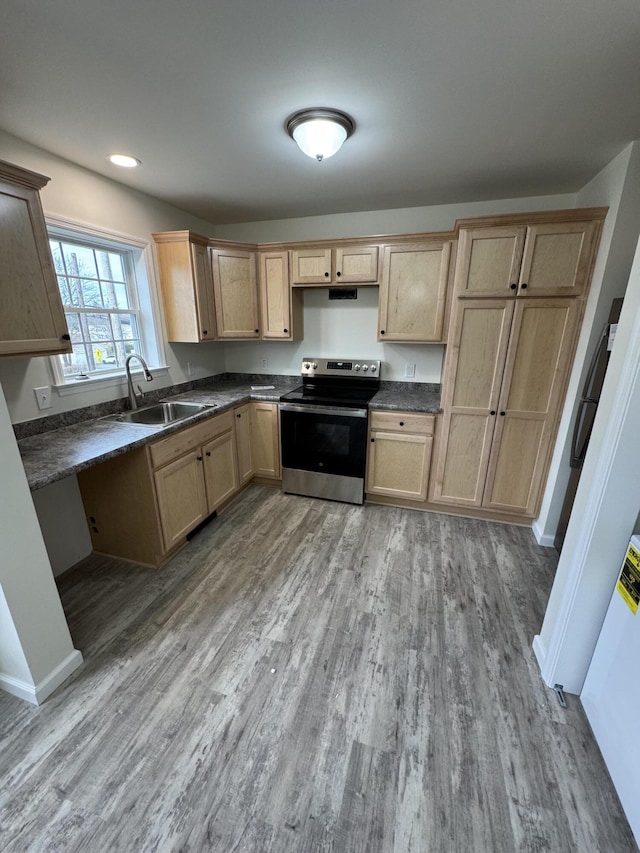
[0,486,636,852]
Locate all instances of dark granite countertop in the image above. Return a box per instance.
[370,382,441,413]
[16,374,440,491]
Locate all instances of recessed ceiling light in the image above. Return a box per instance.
[108,153,141,168]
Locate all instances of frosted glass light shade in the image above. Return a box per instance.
[286,109,355,162]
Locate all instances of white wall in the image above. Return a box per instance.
[0,129,225,425]
[0,383,82,703]
[534,234,640,693]
[223,288,444,381]
[535,141,640,543]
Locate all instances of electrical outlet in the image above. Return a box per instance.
[260,357,268,370]
[404,363,416,379]
[34,386,52,410]
[187,361,195,377]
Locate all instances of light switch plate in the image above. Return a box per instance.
[34,386,52,410]
[404,363,416,379]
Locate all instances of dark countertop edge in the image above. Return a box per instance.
[19,380,442,491]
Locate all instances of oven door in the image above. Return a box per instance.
[279,403,369,503]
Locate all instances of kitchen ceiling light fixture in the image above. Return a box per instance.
[286,108,355,162]
[108,153,141,168]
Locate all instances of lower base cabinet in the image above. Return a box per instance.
[79,410,238,567]
[366,411,435,502]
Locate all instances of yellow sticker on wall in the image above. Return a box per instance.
[617,542,640,615]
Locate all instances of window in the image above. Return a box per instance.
[47,220,164,389]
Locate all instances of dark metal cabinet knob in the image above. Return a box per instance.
[197,455,203,461]
[206,451,211,457]
[370,437,375,443]
[520,283,528,290]
[399,421,405,426]
[500,411,506,416]
[236,413,241,418]
[510,283,517,290]
[380,330,385,335]
[283,328,288,333]
[490,410,496,415]
[202,330,208,335]
[61,333,71,340]
[255,329,259,333]
[336,271,342,277]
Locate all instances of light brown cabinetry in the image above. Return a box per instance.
[233,403,253,485]
[366,411,435,502]
[0,160,72,357]
[153,231,216,342]
[377,240,452,342]
[454,220,600,299]
[211,246,260,338]
[251,402,281,479]
[79,410,238,567]
[431,297,581,516]
[291,245,379,285]
[258,250,303,340]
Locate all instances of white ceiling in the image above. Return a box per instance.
[3,0,640,224]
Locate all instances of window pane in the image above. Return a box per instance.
[61,345,90,377]
[81,278,104,308]
[86,313,112,342]
[57,276,72,306]
[96,250,125,282]
[65,313,83,343]
[50,242,65,275]
[62,243,97,278]
[101,280,129,309]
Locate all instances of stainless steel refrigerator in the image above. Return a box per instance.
[554,297,624,552]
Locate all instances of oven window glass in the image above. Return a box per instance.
[280,409,367,478]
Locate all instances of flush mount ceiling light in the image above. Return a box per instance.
[108,153,141,168]
[286,108,355,162]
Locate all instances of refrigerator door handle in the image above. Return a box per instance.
[570,398,598,468]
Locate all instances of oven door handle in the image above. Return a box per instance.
[278,403,368,419]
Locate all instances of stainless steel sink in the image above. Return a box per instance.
[102,401,215,428]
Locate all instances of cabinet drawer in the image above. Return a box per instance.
[369,411,435,435]
[149,410,234,469]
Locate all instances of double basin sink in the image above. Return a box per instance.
[102,401,215,429]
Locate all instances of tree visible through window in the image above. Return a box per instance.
[50,238,142,378]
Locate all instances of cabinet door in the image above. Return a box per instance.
[234,404,253,485]
[0,177,71,357]
[367,431,432,501]
[202,430,239,510]
[211,247,260,338]
[191,243,217,340]
[251,402,280,478]
[154,451,208,551]
[483,298,580,516]
[291,248,332,284]
[517,221,599,297]
[334,246,378,282]
[431,299,515,507]
[378,241,451,342]
[259,251,292,339]
[454,227,526,298]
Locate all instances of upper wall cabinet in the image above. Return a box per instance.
[258,250,303,340]
[153,231,216,343]
[211,245,260,338]
[0,160,72,358]
[377,240,453,343]
[291,245,379,285]
[454,219,601,299]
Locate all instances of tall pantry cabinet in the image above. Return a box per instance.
[431,213,604,518]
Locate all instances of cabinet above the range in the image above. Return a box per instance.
[290,245,379,286]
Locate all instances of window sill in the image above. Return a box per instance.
[53,365,170,397]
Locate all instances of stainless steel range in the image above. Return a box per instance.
[279,357,381,505]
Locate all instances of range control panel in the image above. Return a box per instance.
[301,357,381,378]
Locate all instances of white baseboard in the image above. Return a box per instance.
[0,648,83,705]
[532,518,556,548]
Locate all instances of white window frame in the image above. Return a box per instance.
[46,216,168,396]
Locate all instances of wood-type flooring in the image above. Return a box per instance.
[0,486,636,852]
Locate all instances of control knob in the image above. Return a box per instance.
[312,362,318,369]
[362,364,369,372]
[304,362,311,369]
[354,364,361,371]
[370,364,377,373]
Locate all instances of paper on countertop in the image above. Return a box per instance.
[251,384,276,390]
